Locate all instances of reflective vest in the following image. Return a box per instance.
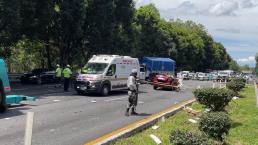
[55,67,62,77]
[63,68,72,78]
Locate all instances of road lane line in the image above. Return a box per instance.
[104,96,128,102]
[84,98,195,145]
[24,112,34,145]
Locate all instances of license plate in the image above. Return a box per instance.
[80,86,87,90]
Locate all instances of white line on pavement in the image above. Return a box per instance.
[104,96,128,102]
[53,100,60,102]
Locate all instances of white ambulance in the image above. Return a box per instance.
[74,55,140,96]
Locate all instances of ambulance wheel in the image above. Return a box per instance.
[0,105,6,113]
[101,85,110,96]
[37,78,42,85]
[0,81,6,113]
[153,86,158,90]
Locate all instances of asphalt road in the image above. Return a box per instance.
[0,80,214,145]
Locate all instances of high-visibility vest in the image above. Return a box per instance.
[55,67,62,77]
[63,68,72,78]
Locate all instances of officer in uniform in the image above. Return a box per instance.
[55,64,62,87]
[125,69,139,116]
[63,65,72,92]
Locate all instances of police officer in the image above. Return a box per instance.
[125,69,139,116]
[63,65,72,92]
[55,64,62,87]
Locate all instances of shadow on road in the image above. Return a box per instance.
[0,106,32,119]
[136,113,152,117]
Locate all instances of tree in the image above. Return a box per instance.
[0,0,21,58]
[133,4,167,57]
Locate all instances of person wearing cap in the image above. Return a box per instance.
[125,69,139,116]
[55,64,62,88]
[62,64,72,91]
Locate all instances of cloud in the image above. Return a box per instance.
[237,56,255,63]
[209,1,239,16]
[215,28,240,33]
[241,0,258,8]
[159,1,199,17]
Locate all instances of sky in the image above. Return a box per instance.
[135,0,258,67]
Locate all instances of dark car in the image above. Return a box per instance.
[20,69,56,84]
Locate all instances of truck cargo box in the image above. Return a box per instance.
[140,57,175,74]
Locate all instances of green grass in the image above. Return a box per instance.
[114,85,258,145]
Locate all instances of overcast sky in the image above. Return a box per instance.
[135,0,258,67]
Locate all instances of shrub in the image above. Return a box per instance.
[199,112,231,141]
[193,88,234,111]
[226,78,245,93]
[232,78,246,84]
[170,130,211,145]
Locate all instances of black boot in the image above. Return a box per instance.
[131,107,138,115]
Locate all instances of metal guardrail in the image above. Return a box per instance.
[8,73,22,83]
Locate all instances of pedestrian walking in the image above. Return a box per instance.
[125,69,139,116]
[63,65,72,92]
[55,64,62,88]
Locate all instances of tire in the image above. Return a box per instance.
[153,86,158,90]
[37,78,42,85]
[0,80,6,113]
[101,84,110,96]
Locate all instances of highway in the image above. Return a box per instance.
[0,80,213,145]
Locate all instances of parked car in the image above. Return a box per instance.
[197,73,209,81]
[188,72,195,80]
[20,69,56,84]
[181,71,191,80]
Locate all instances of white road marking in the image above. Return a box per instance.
[139,101,144,104]
[24,112,34,145]
[91,100,97,103]
[53,100,60,102]
[104,96,128,102]
[4,118,10,120]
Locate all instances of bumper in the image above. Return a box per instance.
[74,81,102,93]
[152,82,177,88]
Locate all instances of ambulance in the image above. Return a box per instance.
[74,55,140,96]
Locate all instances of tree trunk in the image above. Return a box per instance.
[45,42,52,69]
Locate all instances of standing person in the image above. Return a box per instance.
[63,65,72,92]
[125,69,139,116]
[55,64,62,87]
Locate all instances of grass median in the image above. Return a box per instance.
[114,85,258,145]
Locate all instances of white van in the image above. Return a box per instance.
[74,55,140,96]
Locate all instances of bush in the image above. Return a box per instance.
[199,112,231,141]
[193,88,234,111]
[170,130,211,145]
[226,78,245,93]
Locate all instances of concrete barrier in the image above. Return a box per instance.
[84,98,196,145]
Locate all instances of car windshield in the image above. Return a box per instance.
[82,63,108,74]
